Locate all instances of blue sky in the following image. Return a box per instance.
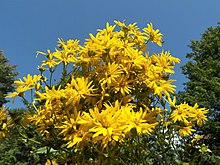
[1,0,220,108]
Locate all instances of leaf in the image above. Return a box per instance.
[35,146,48,154]
[175,159,189,165]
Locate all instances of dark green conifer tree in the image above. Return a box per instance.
[0,50,18,106]
[178,23,220,157]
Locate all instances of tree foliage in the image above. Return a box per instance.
[0,108,47,165]
[0,50,18,106]
[178,23,220,157]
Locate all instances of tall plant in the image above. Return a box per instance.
[2,21,210,164]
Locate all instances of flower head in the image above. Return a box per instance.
[143,23,163,46]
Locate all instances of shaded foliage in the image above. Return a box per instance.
[0,108,46,165]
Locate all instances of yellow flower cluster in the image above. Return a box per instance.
[5,74,42,103]
[6,20,208,153]
[168,97,208,137]
[59,101,158,149]
[0,106,12,138]
[37,38,80,68]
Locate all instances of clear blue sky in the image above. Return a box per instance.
[1,1,220,108]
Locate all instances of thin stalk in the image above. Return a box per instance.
[49,68,54,87]
[14,125,41,145]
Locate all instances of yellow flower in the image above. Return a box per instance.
[198,144,212,153]
[14,74,42,87]
[113,75,133,96]
[167,96,177,108]
[89,106,123,148]
[45,159,58,165]
[58,111,82,136]
[65,125,90,148]
[32,116,56,137]
[99,22,116,35]
[6,74,42,103]
[80,101,124,148]
[159,50,180,64]
[98,62,123,89]
[65,39,80,51]
[150,50,180,74]
[5,86,32,103]
[0,106,8,120]
[67,77,94,97]
[153,79,176,98]
[143,23,163,46]
[56,38,80,65]
[120,106,158,135]
[171,103,189,123]
[65,77,95,104]
[36,86,65,106]
[53,49,76,65]
[114,20,126,27]
[189,103,208,127]
[37,50,60,68]
[144,106,165,124]
[191,135,203,144]
[179,126,195,137]
[122,47,146,69]
[0,106,12,139]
